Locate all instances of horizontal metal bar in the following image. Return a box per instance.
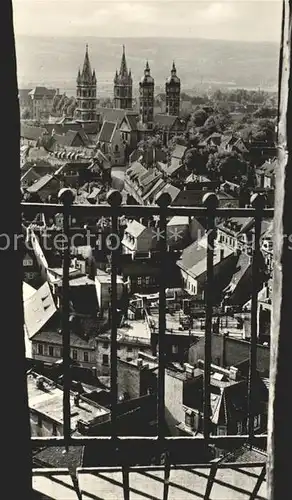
[31,435,267,448]
[21,202,274,218]
[74,464,267,473]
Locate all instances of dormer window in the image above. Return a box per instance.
[185,409,194,429]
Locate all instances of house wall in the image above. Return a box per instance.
[95,278,124,310]
[165,371,184,436]
[181,270,198,296]
[136,228,157,253]
[95,339,152,376]
[31,341,96,369]
[30,410,63,437]
[188,335,270,376]
[117,360,142,399]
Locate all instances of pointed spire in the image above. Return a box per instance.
[81,44,93,84]
[77,68,81,84]
[172,61,176,74]
[146,60,150,71]
[119,44,128,77]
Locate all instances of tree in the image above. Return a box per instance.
[253,106,277,119]
[188,108,208,128]
[21,108,31,119]
[184,148,208,175]
[168,135,188,151]
[206,152,248,183]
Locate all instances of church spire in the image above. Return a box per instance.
[171,61,177,75]
[119,44,128,77]
[81,44,93,83]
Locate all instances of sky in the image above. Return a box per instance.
[12,0,282,43]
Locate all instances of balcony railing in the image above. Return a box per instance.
[22,192,273,466]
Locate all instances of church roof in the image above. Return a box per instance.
[154,114,179,129]
[97,121,117,143]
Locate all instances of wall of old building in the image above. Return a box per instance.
[165,370,184,436]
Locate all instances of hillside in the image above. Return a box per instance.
[15,35,279,96]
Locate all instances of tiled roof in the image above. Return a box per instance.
[167,216,189,227]
[96,107,138,127]
[154,114,178,128]
[217,217,254,236]
[23,282,57,339]
[126,161,148,180]
[32,328,96,349]
[125,114,139,131]
[27,174,55,193]
[224,253,251,296]
[28,86,56,98]
[21,124,48,141]
[21,167,42,185]
[33,445,84,469]
[98,121,116,143]
[45,122,83,135]
[172,144,187,159]
[142,178,166,202]
[125,220,146,238]
[53,129,89,147]
[155,183,180,203]
[177,237,234,278]
[171,190,203,207]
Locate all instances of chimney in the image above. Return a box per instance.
[222,331,228,368]
[137,358,143,368]
[229,366,238,381]
[184,363,194,378]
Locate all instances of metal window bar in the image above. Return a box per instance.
[203,193,218,441]
[22,199,272,456]
[248,194,265,445]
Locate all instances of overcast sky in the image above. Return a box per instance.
[12,0,282,43]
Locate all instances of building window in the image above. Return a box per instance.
[37,344,43,356]
[172,345,179,354]
[37,415,42,427]
[254,415,261,430]
[185,409,194,429]
[48,346,54,357]
[102,354,109,366]
[52,423,57,436]
[72,349,78,361]
[217,425,227,436]
[237,421,243,434]
[83,351,89,362]
[127,347,133,353]
[103,342,109,349]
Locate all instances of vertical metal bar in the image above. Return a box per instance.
[248,194,265,445]
[58,189,74,451]
[156,192,170,439]
[250,465,266,500]
[122,465,130,500]
[204,458,221,500]
[163,452,171,500]
[267,3,292,498]
[203,193,218,440]
[107,190,122,440]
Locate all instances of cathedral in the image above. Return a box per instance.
[75,45,181,127]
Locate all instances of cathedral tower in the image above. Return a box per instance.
[139,61,154,127]
[114,45,133,110]
[165,62,180,116]
[75,45,97,123]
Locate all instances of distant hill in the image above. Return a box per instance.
[15,36,279,97]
